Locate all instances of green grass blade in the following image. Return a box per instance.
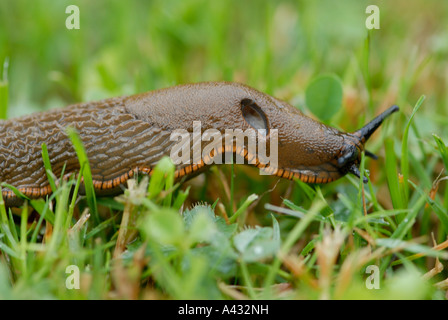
[401,95,425,202]
[433,134,448,171]
[30,198,55,225]
[67,162,85,228]
[0,183,31,203]
[385,138,404,211]
[0,58,9,120]
[408,180,448,234]
[172,186,190,211]
[67,127,99,225]
[41,143,57,193]
[228,194,258,224]
[0,186,8,224]
[20,202,28,277]
[148,156,175,201]
[380,194,426,273]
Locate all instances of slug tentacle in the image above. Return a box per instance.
[354,105,400,142]
[0,81,399,207]
[347,163,368,183]
[364,150,378,160]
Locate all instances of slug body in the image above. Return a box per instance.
[0,82,398,206]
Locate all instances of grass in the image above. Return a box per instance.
[0,0,448,300]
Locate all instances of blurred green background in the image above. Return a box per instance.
[1,0,447,128]
[2,0,448,220]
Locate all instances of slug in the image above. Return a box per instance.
[0,81,398,207]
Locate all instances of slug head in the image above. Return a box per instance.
[337,105,399,182]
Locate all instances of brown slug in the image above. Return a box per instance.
[0,81,398,207]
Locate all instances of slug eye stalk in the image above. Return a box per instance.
[354,105,400,142]
[347,105,400,183]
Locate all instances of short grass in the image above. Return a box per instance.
[1,0,448,300]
